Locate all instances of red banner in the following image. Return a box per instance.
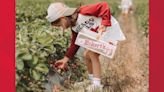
[0,0,15,92]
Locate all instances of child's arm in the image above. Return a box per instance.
[80,2,111,26]
[55,30,79,69]
[65,30,80,59]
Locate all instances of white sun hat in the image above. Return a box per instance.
[46,2,77,22]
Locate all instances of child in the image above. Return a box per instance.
[46,2,112,91]
[119,0,133,15]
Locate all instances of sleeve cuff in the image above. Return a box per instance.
[101,20,111,26]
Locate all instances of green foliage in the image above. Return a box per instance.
[16,0,86,91]
[134,0,149,37]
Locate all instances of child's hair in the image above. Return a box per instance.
[68,7,80,27]
[51,18,61,25]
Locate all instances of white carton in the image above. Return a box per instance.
[74,15,126,58]
[75,27,118,58]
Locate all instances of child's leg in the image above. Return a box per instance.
[85,50,104,92]
[83,50,93,80]
[87,51,102,87]
[88,51,101,78]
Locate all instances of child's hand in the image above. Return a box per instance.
[98,25,106,32]
[96,25,106,40]
[54,57,69,70]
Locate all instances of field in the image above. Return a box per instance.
[16,0,149,92]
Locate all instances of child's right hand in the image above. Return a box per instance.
[54,57,69,70]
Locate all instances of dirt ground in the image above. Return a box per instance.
[100,14,149,92]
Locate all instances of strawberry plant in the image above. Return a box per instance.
[16,0,86,91]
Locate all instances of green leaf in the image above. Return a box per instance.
[32,70,41,80]
[22,54,32,61]
[45,39,53,45]
[19,48,28,53]
[16,73,20,85]
[32,56,38,65]
[16,50,21,57]
[35,63,48,73]
[37,36,53,45]
[40,51,48,58]
[16,49,26,58]
[16,60,24,70]
[44,45,56,53]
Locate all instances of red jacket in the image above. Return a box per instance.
[65,2,111,59]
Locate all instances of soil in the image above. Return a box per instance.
[100,14,149,92]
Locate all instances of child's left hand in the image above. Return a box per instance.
[96,25,106,40]
[98,25,106,32]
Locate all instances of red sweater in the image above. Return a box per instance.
[65,2,111,59]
